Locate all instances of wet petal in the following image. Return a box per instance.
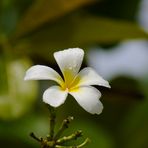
[24,65,63,85]
[43,86,68,107]
[74,67,110,88]
[54,48,84,85]
[69,86,103,114]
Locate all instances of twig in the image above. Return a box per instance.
[54,116,74,140]
[77,138,90,148]
[47,105,56,140]
[57,130,82,144]
[30,132,41,142]
[55,138,90,148]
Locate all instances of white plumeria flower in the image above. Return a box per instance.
[24,48,110,114]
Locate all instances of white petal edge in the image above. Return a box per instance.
[54,48,84,77]
[43,86,68,107]
[24,65,63,85]
[69,86,103,114]
[76,67,111,88]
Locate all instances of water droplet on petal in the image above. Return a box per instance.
[73,64,77,68]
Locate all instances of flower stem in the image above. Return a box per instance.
[30,105,90,148]
[54,116,74,140]
[47,105,56,140]
[77,138,90,148]
[30,132,41,142]
[55,138,90,148]
[57,130,82,144]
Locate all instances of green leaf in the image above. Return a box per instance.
[73,16,148,44]
[14,15,148,61]
[0,57,38,120]
[15,0,96,37]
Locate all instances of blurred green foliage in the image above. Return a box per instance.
[0,0,148,148]
[0,55,38,119]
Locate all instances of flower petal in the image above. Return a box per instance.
[69,86,103,114]
[74,67,110,88]
[24,65,63,85]
[54,48,84,84]
[43,86,68,107]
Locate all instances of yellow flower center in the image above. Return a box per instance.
[59,69,81,92]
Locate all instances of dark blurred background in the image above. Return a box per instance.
[0,0,148,148]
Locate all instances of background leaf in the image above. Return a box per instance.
[13,15,148,62]
[15,0,96,37]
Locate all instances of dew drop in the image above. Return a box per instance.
[73,64,77,68]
